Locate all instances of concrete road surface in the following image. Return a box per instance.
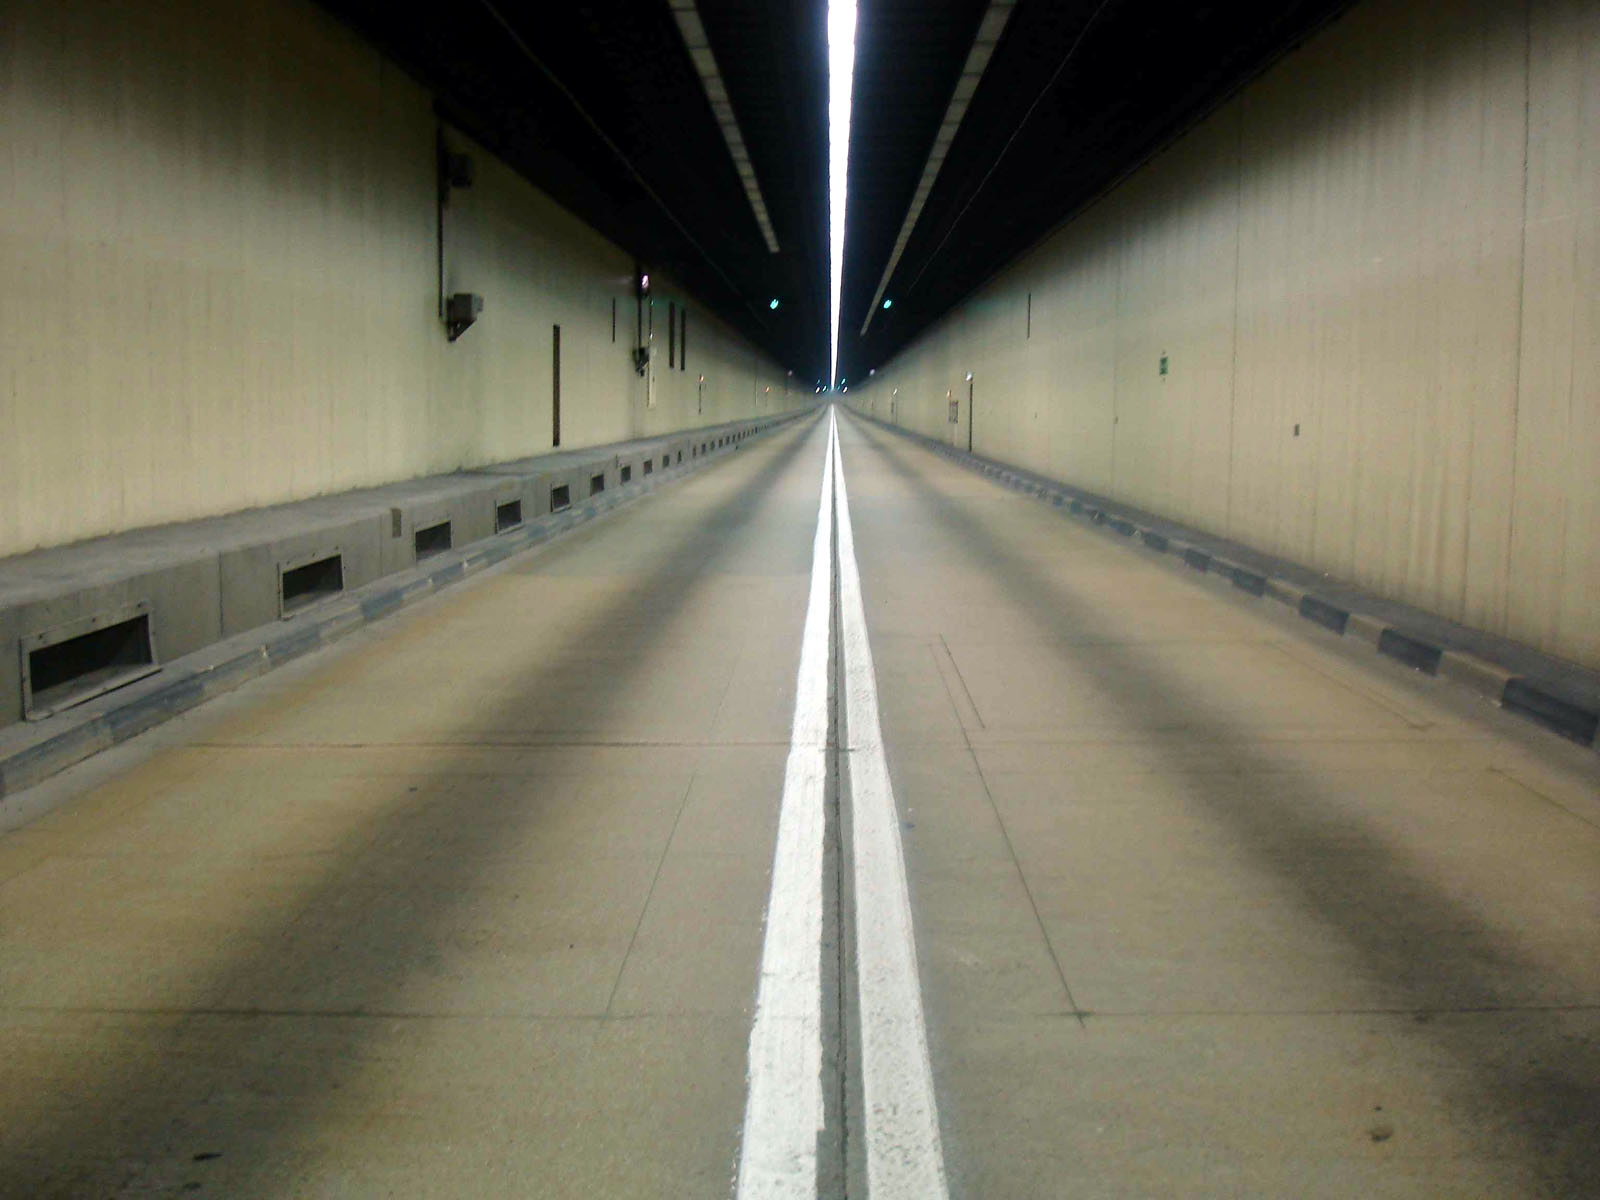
[0,407,1595,1198]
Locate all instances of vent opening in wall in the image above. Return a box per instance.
[621,465,632,484]
[414,520,452,561]
[644,459,654,476]
[496,499,523,532]
[551,484,571,511]
[590,473,605,496]
[22,606,158,720]
[280,553,344,616]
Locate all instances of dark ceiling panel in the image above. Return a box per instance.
[314,0,831,379]
[313,0,1354,389]
[838,0,992,387]
[843,0,1354,381]
[698,0,831,375]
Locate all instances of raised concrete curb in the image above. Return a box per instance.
[852,412,1600,753]
[0,411,814,797]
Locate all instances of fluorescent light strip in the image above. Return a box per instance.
[669,2,781,254]
[858,1,1015,336]
[829,0,857,389]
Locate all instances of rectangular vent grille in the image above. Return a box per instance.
[280,553,344,616]
[414,520,452,561]
[23,607,158,720]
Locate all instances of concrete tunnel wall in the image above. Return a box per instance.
[0,0,801,561]
[849,0,1600,672]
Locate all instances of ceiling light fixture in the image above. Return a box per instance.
[478,1,763,321]
[859,1,1017,336]
[829,0,858,390]
[668,1,781,253]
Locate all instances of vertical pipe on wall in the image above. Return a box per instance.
[436,129,448,322]
[552,325,562,447]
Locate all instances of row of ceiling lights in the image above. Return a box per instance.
[671,1,945,387]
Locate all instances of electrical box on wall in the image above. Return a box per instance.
[441,150,475,194]
[446,292,483,341]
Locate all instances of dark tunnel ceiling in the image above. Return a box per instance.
[316,0,1351,385]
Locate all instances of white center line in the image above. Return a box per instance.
[832,412,950,1198]
[737,416,835,1199]
[739,408,947,1198]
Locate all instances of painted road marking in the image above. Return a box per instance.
[738,408,947,1198]
[831,412,950,1199]
[737,415,835,1199]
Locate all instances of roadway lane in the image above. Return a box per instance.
[835,410,1600,1199]
[0,413,830,1198]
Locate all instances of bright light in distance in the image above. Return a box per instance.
[828,0,857,391]
[769,298,780,310]
[882,298,892,310]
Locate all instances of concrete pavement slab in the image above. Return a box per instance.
[836,409,1600,1196]
[0,415,833,1196]
[931,1010,1590,1199]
